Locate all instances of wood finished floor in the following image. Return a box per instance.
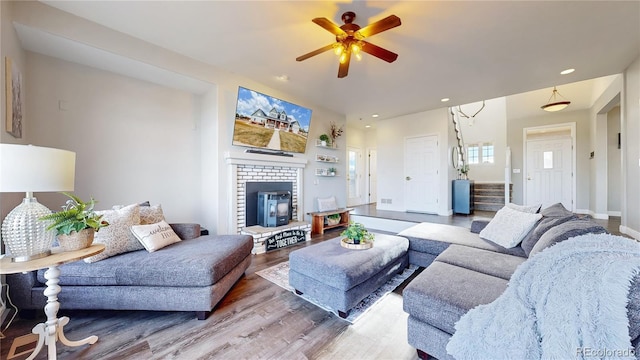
[0,207,623,359]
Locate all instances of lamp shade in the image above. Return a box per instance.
[0,144,75,192]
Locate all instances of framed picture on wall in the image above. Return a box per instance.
[5,56,23,138]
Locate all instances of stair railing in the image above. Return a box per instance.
[450,107,467,179]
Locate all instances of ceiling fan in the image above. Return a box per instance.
[296,11,401,78]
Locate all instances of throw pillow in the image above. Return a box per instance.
[506,202,542,214]
[113,203,164,224]
[479,206,542,248]
[130,220,181,252]
[521,215,579,256]
[84,204,142,263]
[317,196,338,212]
[540,202,574,218]
[529,219,608,256]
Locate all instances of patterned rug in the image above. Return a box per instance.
[256,260,417,323]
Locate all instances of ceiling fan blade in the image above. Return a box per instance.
[361,41,398,63]
[296,44,335,62]
[356,15,401,38]
[312,17,347,37]
[338,50,351,78]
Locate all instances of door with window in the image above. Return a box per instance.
[347,147,364,206]
[404,135,439,213]
[368,149,377,204]
[525,137,573,210]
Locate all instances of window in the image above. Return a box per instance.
[543,151,553,169]
[482,143,494,164]
[467,145,479,164]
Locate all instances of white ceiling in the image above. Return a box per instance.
[35,1,639,124]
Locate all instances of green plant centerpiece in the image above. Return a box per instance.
[39,192,109,251]
[319,133,330,146]
[341,221,374,247]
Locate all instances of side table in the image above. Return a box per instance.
[0,244,105,360]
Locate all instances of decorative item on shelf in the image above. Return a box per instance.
[328,167,337,176]
[316,154,338,163]
[541,86,571,112]
[39,192,109,251]
[330,121,344,144]
[340,221,374,249]
[326,213,341,226]
[319,134,330,147]
[458,164,470,180]
[0,144,76,262]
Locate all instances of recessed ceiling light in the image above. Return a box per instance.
[441,98,450,102]
[365,125,371,128]
[560,68,575,75]
[372,114,379,118]
[275,75,289,81]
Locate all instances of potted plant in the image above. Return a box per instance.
[326,213,341,226]
[39,192,109,251]
[341,222,374,245]
[319,134,330,147]
[328,167,337,176]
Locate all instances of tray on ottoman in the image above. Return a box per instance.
[289,233,409,318]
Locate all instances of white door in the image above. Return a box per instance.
[347,147,364,206]
[525,137,573,210]
[404,135,439,213]
[368,149,377,204]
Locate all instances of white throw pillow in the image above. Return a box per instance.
[131,220,181,252]
[85,204,142,263]
[506,202,542,214]
[479,206,542,248]
[317,196,338,212]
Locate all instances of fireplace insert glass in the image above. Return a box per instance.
[258,191,291,227]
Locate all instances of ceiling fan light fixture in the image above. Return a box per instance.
[541,86,571,112]
[334,43,344,56]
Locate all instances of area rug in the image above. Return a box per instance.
[256,261,417,323]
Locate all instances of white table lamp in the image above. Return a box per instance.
[0,144,76,262]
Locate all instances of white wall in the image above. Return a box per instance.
[456,98,507,182]
[622,55,640,237]
[26,53,203,223]
[375,108,451,215]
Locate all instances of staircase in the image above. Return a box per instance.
[474,183,512,211]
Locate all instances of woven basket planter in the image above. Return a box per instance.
[57,228,95,251]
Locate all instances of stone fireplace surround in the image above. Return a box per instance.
[224,152,310,253]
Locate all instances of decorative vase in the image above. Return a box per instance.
[57,228,95,251]
[321,140,327,146]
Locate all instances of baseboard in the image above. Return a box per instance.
[607,211,622,217]
[620,226,640,241]
[575,209,609,219]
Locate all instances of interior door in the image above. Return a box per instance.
[368,149,377,204]
[404,135,439,213]
[347,147,364,206]
[525,137,573,210]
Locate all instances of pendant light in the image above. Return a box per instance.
[541,86,571,112]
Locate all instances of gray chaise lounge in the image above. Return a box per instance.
[6,224,253,320]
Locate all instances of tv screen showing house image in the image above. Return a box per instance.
[232,86,312,154]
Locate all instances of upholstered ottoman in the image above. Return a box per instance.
[289,233,409,318]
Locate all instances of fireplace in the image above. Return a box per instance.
[258,191,291,227]
[246,182,293,227]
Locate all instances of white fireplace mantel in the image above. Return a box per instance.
[224,151,308,168]
[225,151,308,234]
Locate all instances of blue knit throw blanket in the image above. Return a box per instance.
[447,233,640,360]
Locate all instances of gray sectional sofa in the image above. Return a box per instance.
[6,224,254,320]
[400,203,640,360]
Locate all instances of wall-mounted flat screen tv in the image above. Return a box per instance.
[232,86,312,154]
